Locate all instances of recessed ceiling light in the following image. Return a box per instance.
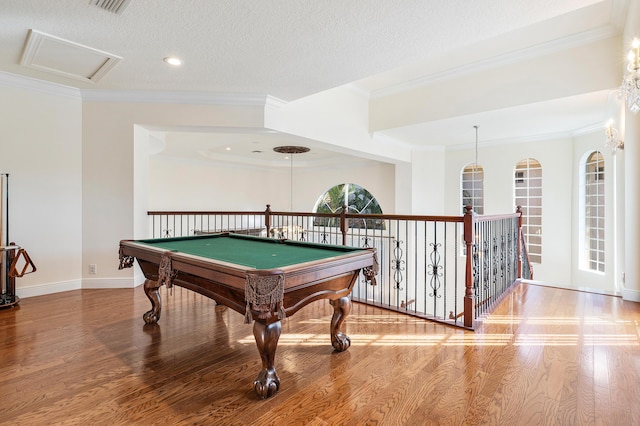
[163,56,182,66]
[225,147,231,151]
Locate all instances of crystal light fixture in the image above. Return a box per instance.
[604,119,624,152]
[620,37,640,114]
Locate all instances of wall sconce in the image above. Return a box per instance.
[604,119,624,152]
[620,37,640,114]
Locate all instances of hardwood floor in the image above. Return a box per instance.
[0,283,638,425]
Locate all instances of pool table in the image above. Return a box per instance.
[118,233,377,399]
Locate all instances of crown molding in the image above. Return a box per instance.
[0,71,81,100]
[447,131,574,151]
[372,25,620,99]
[445,122,604,151]
[342,83,370,100]
[152,150,374,171]
[80,89,276,106]
[0,71,284,107]
[265,95,288,110]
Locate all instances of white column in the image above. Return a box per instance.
[623,111,640,301]
[623,2,640,301]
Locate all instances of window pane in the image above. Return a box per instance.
[514,158,542,264]
[461,165,484,214]
[584,151,605,272]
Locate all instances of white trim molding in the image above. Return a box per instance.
[0,71,81,100]
[16,279,82,299]
[622,287,640,302]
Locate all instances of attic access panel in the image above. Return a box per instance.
[20,29,121,83]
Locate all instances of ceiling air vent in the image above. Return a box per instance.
[89,0,132,14]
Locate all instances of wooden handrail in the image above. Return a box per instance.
[147,204,532,330]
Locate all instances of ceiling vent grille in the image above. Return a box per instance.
[89,0,132,14]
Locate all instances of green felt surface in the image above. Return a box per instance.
[138,234,362,269]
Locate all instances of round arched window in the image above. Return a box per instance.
[313,183,384,229]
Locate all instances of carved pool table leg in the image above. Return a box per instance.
[143,279,162,324]
[329,296,352,352]
[252,320,281,399]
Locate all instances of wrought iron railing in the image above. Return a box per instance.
[147,205,532,329]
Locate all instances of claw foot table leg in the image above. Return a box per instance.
[143,279,162,324]
[252,320,281,398]
[329,296,352,352]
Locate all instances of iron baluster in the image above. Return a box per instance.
[391,239,405,290]
[428,242,443,299]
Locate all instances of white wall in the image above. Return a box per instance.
[444,137,574,287]
[0,72,621,298]
[0,81,83,296]
[409,148,446,215]
[149,156,396,215]
[149,156,290,212]
[82,100,267,288]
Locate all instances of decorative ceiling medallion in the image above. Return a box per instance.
[273,146,310,154]
[20,29,121,83]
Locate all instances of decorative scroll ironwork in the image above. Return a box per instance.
[428,242,443,298]
[507,231,517,276]
[391,239,405,290]
[320,232,329,244]
[482,239,490,292]
[500,234,506,279]
[472,242,479,297]
[492,235,499,288]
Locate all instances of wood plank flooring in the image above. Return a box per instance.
[0,283,638,425]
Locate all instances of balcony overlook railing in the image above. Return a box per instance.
[147,205,533,330]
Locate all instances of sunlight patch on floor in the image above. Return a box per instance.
[483,315,634,326]
[238,331,639,347]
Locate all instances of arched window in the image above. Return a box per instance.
[461,164,484,214]
[514,158,542,264]
[313,183,384,229]
[584,151,605,272]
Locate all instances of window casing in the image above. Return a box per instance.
[461,164,484,214]
[514,159,542,264]
[584,152,605,272]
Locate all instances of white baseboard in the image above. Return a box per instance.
[15,274,146,299]
[521,279,622,297]
[17,279,82,299]
[82,274,145,289]
[622,287,640,302]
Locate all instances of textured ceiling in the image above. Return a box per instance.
[0,0,628,164]
[0,0,610,99]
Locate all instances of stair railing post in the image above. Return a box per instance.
[265,204,271,238]
[463,205,475,328]
[516,205,522,279]
[340,205,347,246]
